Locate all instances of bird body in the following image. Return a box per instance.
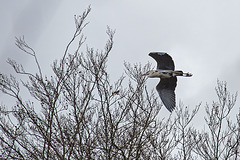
[141,52,192,112]
[141,70,190,78]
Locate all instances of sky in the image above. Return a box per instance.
[1,0,240,117]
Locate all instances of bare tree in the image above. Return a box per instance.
[0,6,239,160]
[192,80,239,160]
[0,6,164,160]
[174,103,200,160]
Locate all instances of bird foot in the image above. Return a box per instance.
[183,72,193,77]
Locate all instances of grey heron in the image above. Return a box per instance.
[141,52,192,112]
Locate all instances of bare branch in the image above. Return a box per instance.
[15,36,43,78]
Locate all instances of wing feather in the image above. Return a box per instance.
[156,77,177,112]
[149,52,175,70]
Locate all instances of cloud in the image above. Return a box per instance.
[0,1,61,74]
[1,0,240,109]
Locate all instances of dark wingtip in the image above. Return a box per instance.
[162,99,175,112]
[149,52,167,56]
[166,105,175,112]
[149,52,175,70]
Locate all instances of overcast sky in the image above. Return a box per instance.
[1,0,240,116]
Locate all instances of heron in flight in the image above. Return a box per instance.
[141,52,192,112]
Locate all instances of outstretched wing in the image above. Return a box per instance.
[156,77,177,112]
[149,52,175,70]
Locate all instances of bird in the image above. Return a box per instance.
[140,52,192,112]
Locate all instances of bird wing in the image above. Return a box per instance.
[149,52,175,70]
[156,77,177,112]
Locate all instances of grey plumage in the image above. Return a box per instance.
[145,52,192,112]
[149,52,177,112]
[156,77,176,112]
[149,52,175,70]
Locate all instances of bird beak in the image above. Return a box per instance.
[139,73,148,77]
